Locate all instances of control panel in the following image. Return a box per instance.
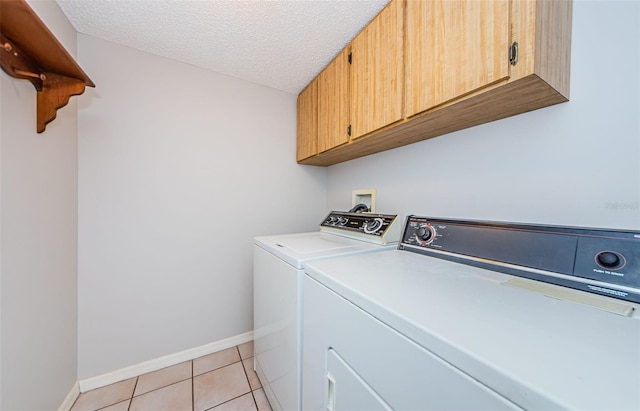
[400,215,640,304]
[320,211,400,246]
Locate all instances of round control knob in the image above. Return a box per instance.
[363,218,383,233]
[338,217,348,226]
[416,227,432,242]
[596,251,621,268]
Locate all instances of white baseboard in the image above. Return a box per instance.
[58,381,80,411]
[78,331,254,393]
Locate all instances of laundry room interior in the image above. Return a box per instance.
[1,0,639,410]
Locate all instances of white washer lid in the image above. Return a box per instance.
[254,231,393,269]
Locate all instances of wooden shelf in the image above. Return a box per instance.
[0,0,94,133]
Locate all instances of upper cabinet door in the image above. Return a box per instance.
[405,0,511,117]
[350,0,404,140]
[297,79,318,162]
[318,48,350,154]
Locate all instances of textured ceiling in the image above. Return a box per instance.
[55,0,389,94]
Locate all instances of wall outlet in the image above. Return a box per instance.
[352,189,376,213]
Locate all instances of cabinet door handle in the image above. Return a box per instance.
[509,42,519,66]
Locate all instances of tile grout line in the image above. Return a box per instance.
[128,376,138,411]
[192,360,195,411]
[202,394,250,411]
[238,345,260,411]
[128,375,193,401]
[251,390,260,411]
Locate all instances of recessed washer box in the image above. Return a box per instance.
[352,189,376,212]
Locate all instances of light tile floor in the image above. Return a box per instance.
[70,342,271,411]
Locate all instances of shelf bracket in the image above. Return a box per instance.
[36,72,86,133]
[1,36,87,133]
[0,0,94,133]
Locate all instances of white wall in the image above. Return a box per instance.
[76,35,327,379]
[327,0,640,231]
[0,1,79,409]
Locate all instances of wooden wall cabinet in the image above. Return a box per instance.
[298,0,572,166]
[350,0,404,139]
[296,79,318,162]
[296,0,403,162]
[405,0,511,117]
[318,47,350,154]
[297,47,350,162]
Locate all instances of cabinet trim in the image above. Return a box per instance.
[300,74,567,166]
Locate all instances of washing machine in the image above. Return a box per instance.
[253,211,401,411]
[302,215,640,410]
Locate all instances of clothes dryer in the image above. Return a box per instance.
[302,216,640,410]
